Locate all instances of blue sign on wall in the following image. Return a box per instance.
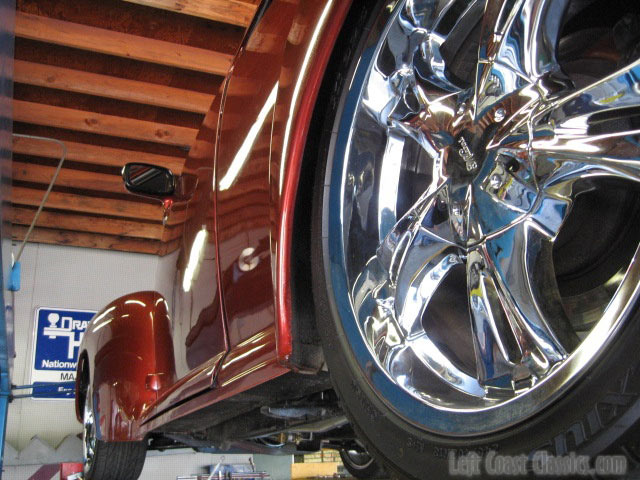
[31,307,96,400]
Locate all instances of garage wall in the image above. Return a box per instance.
[6,242,165,450]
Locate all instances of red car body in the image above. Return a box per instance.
[75,0,352,442]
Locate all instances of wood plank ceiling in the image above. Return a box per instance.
[11,0,258,255]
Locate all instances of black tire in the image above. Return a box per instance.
[311,1,640,479]
[339,448,387,479]
[83,386,147,480]
[85,440,147,480]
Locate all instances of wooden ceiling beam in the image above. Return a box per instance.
[12,185,164,222]
[121,0,257,28]
[13,161,125,194]
[161,225,184,242]
[14,12,233,75]
[14,60,214,114]
[13,100,198,147]
[11,185,191,226]
[159,238,181,255]
[11,224,176,255]
[11,206,165,240]
[12,136,185,173]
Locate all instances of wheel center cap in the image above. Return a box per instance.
[448,130,485,178]
[456,135,478,172]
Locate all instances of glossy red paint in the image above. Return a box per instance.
[214,0,352,373]
[128,94,231,424]
[77,291,175,441]
[76,0,352,442]
[139,325,288,434]
[175,96,228,383]
[60,463,83,479]
[272,0,353,367]
[215,0,294,355]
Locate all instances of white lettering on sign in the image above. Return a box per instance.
[43,313,88,359]
[41,359,77,369]
[32,307,96,400]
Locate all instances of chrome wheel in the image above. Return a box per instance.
[326,0,640,435]
[83,388,96,474]
[342,450,375,469]
[339,444,385,479]
[340,448,376,472]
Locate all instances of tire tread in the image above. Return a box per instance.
[86,439,146,480]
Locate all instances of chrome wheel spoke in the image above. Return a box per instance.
[376,185,452,279]
[483,220,577,378]
[378,193,457,337]
[473,157,539,237]
[401,0,477,92]
[532,132,640,196]
[541,59,640,122]
[379,73,460,153]
[397,250,461,337]
[467,249,516,389]
[365,1,463,130]
[475,0,569,122]
[365,0,479,152]
[531,61,640,192]
[378,132,407,240]
[445,182,482,244]
[354,186,455,342]
[405,333,486,397]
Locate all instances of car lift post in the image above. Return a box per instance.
[0,0,15,469]
[0,272,9,473]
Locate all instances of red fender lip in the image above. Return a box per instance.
[275,0,353,368]
[75,291,175,441]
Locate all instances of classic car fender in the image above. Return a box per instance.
[75,291,176,441]
[272,0,353,366]
[73,0,356,436]
[214,0,354,376]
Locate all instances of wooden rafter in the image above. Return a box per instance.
[12,225,181,255]
[10,0,253,255]
[13,161,125,194]
[14,12,233,75]
[13,100,199,147]
[11,206,164,240]
[12,185,163,221]
[121,0,258,28]
[14,60,214,114]
[12,186,192,226]
[12,136,185,173]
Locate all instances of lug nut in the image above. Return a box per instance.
[494,108,506,122]
[451,204,463,216]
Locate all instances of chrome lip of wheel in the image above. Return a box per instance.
[324,0,640,435]
[83,389,96,473]
[343,449,375,470]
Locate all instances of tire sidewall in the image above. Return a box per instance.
[83,386,98,478]
[316,273,640,479]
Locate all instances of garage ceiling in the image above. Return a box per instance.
[10,0,258,255]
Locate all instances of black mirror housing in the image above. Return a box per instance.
[122,163,176,197]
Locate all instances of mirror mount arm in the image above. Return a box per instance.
[162,199,173,226]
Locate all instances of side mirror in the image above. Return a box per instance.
[122,163,176,197]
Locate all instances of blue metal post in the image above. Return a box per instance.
[0,0,16,474]
[0,272,9,474]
